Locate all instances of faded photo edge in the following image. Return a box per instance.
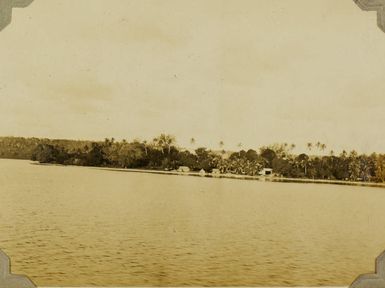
[0,0,384,287]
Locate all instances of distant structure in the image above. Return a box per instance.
[177,166,190,173]
[259,168,273,176]
[199,169,206,176]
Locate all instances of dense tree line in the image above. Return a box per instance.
[0,137,92,160]
[1,136,385,183]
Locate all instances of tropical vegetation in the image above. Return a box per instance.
[0,135,385,183]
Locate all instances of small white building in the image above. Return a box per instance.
[178,166,190,173]
[259,168,273,176]
[199,169,206,176]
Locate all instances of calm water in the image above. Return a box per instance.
[1,159,385,286]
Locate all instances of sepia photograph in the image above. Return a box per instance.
[1,0,385,287]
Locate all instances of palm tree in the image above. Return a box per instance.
[190,137,196,146]
[320,143,326,152]
[350,150,358,158]
[348,150,360,181]
[154,134,176,155]
[297,153,309,176]
[219,141,225,155]
[238,143,243,157]
[307,142,313,152]
[152,137,162,154]
[143,140,148,156]
[153,136,166,154]
[165,135,176,155]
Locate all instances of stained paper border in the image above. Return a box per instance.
[354,0,385,32]
[0,0,34,31]
[0,0,384,287]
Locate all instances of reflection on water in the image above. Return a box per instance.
[0,159,384,286]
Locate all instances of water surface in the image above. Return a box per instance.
[0,159,384,286]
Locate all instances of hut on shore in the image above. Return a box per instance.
[259,168,273,176]
[177,166,190,173]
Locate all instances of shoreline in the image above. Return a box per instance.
[92,165,385,189]
[26,160,385,189]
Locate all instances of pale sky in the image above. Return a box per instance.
[0,0,385,153]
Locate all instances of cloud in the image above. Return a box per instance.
[38,75,116,114]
